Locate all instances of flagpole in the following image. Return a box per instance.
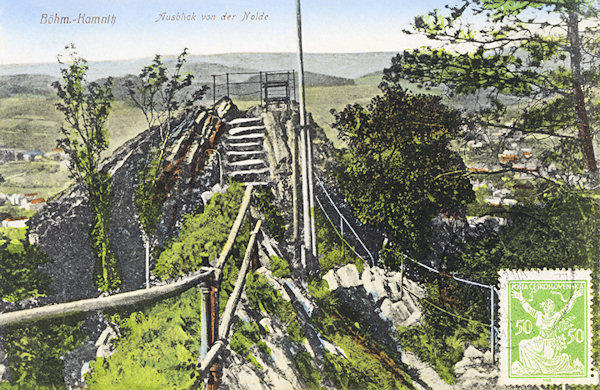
[295,0,317,272]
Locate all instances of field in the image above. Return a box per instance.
[0,97,147,211]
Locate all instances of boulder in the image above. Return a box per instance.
[454,357,472,375]
[335,264,360,288]
[464,345,485,360]
[95,326,117,359]
[221,352,270,390]
[379,298,401,323]
[387,274,403,302]
[215,97,241,122]
[0,364,7,382]
[62,340,97,389]
[483,350,494,364]
[370,267,388,299]
[323,269,339,290]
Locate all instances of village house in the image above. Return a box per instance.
[44,147,69,161]
[24,197,46,211]
[23,150,44,162]
[1,216,29,229]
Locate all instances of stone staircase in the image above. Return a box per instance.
[222,117,271,185]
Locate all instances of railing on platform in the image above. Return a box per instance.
[211,70,297,105]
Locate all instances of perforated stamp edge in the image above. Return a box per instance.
[498,269,597,386]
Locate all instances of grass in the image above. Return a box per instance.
[315,205,365,276]
[230,319,272,369]
[86,288,203,389]
[397,320,489,384]
[0,95,64,151]
[2,314,87,390]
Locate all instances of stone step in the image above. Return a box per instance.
[228,117,262,126]
[228,159,267,168]
[244,181,271,186]
[224,141,263,149]
[229,125,265,136]
[225,150,266,156]
[226,133,265,141]
[227,171,271,184]
[226,150,266,163]
[229,167,270,176]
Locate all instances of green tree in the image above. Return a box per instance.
[386,0,600,177]
[125,49,208,286]
[332,86,474,264]
[52,45,121,291]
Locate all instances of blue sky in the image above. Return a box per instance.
[0,0,448,64]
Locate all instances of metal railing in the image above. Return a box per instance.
[314,173,498,358]
[315,175,377,267]
[211,70,297,105]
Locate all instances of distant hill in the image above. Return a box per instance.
[0,52,398,81]
[245,71,354,87]
[0,74,56,97]
[0,64,355,100]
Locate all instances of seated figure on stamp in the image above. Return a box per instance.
[511,287,585,375]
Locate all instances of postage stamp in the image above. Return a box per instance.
[499,269,597,386]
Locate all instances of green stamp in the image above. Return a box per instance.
[499,269,597,386]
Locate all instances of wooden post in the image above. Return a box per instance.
[490,286,495,359]
[251,240,260,271]
[226,73,230,98]
[212,75,216,105]
[265,73,269,102]
[206,274,220,390]
[259,72,263,105]
[296,0,315,273]
[299,126,311,272]
[399,255,405,300]
[199,283,209,359]
[145,237,150,289]
[292,117,300,250]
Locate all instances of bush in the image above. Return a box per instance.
[0,229,52,302]
[3,315,87,389]
[332,86,474,262]
[293,351,323,390]
[308,280,413,389]
[270,256,291,278]
[154,182,248,280]
[315,206,364,275]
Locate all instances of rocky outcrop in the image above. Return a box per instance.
[27,99,236,303]
[453,345,499,389]
[220,270,325,390]
[63,314,118,389]
[324,264,425,328]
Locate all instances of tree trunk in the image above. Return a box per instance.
[568,9,598,174]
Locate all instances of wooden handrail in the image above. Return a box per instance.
[214,184,254,271]
[198,219,262,380]
[218,220,261,340]
[0,269,214,326]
